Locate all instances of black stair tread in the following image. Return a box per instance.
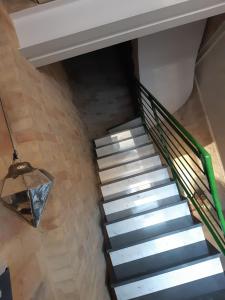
[102,178,171,202]
[101,165,168,187]
[105,199,189,225]
[104,194,182,223]
[96,132,149,149]
[98,152,160,172]
[103,180,177,203]
[108,215,195,249]
[112,250,221,288]
[97,141,152,159]
[131,273,225,300]
[95,126,146,147]
[107,117,143,133]
[100,159,165,186]
[108,222,202,252]
[99,124,144,136]
[191,287,225,300]
[110,240,215,282]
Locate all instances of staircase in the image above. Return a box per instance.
[94,117,225,300]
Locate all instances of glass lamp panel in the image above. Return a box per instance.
[29,181,53,227]
[1,162,54,227]
[1,190,33,225]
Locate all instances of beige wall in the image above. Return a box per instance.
[0,4,109,300]
[195,13,225,205]
[2,0,37,13]
[174,81,225,205]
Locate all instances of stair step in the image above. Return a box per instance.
[109,224,208,281]
[97,144,156,170]
[191,286,225,300]
[108,117,142,134]
[96,121,225,300]
[112,240,213,282]
[96,134,150,158]
[101,167,170,201]
[105,201,191,241]
[102,182,179,222]
[132,273,225,300]
[95,126,145,147]
[109,223,204,266]
[108,215,194,249]
[113,254,223,300]
[99,155,162,184]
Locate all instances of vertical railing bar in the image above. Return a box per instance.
[135,79,225,246]
[142,100,206,177]
[156,113,206,175]
[139,86,200,156]
[158,122,211,193]
[142,98,219,218]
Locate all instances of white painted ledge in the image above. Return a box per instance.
[10,0,225,66]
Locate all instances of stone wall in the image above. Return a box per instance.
[0,4,109,300]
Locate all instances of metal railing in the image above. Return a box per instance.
[135,79,225,254]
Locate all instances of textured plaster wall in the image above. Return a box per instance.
[195,13,225,207]
[0,4,109,300]
[174,83,225,201]
[3,0,37,13]
[196,14,225,169]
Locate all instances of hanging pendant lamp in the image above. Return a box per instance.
[0,98,54,227]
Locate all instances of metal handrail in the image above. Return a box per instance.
[135,79,225,254]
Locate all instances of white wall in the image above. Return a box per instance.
[138,21,206,113]
[11,0,225,66]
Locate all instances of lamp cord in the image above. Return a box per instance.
[0,97,18,161]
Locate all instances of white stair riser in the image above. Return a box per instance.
[110,226,205,266]
[103,183,178,216]
[108,117,142,134]
[99,155,161,184]
[95,126,145,147]
[97,144,156,170]
[106,202,190,238]
[114,257,223,300]
[96,134,150,158]
[101,168,169,199]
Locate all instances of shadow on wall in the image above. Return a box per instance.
[63,43,136,139]
[174,83,212,147]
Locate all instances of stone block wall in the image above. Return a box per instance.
[0,4,109,300]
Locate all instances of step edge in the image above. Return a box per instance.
[111,252,221,288]
[95,125,145,144]
[105,199,189,225]
[107,222,203,253]
[97,143,155,163]
[98,151,159,172]
[107,117,142,133]
[101,165,168,187]
[95,132,149,149]
[96,141,152,158]
[99,156,162,184]
[102,181,177,203]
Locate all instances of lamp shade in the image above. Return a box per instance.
[1,162,53,227]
